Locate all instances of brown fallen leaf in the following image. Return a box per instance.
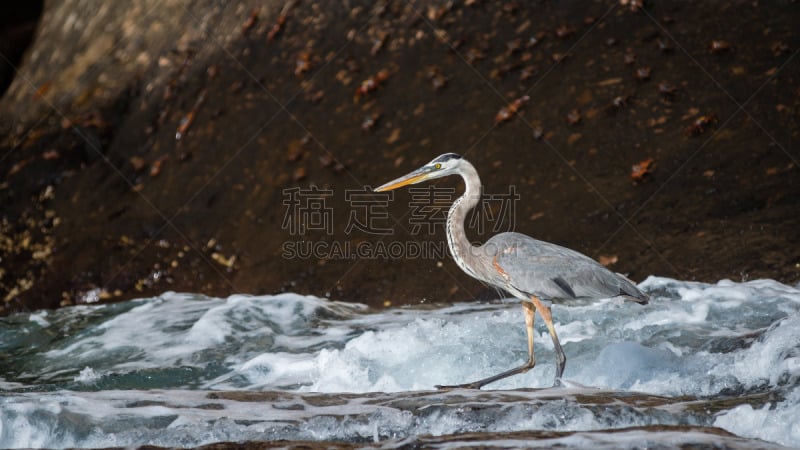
[681,107,701,120]
[149,156,167,177]
[530,212,545,221]
[386,128,401,145]
[8,160,28,176]
[596,77,623,86]
[42,150,60,161]
[598,254,618,267]
[564,108,581,125]
[494,95,530,124]
[630,157,655,182]
[212,252,237,268]
[130,156,147,172]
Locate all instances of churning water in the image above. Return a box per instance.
[0,276,798,448]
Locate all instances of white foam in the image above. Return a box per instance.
[73,366,101,384]
[623,302,709,331]
[0,387,784,449]
[27,311,50,327]
[715,388,800,448]
[203,277,800,400]
[33,292,366,382]
[0,277,798,447]
[238,352,317,388]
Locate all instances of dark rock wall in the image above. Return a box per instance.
[1,0,798,314]
[0,2,43,97]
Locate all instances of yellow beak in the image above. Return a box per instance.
[373,170,431,192]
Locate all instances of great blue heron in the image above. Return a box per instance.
[375,153,648,389]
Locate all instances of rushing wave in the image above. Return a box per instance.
[0,277,798,448]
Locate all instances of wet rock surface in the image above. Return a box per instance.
[1,0,799,314]
[2,387,792,449]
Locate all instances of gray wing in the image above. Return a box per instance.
[485,232,648,303]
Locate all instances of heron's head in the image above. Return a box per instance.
[374,153,463,192]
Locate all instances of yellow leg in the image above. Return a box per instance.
[436,302,538,390]
[523,301,536,366]
[529,295,566,385]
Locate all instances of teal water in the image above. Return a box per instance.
[1,277,798,448]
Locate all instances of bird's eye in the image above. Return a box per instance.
[434,163,442,169]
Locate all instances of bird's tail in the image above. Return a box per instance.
[616,272,649,305]
[619,293,649,304]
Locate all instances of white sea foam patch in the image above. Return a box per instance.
[0,277,799,448]
[27,311,50,327]
[233,307,532,392]
[2,386,793,449]
[0,388,643,448]
[73,367,101,384]
[41,294,217,368]
[715,387,800,448]
[28,292,366,383]
[5,277,798,396]
[226,277,800,396]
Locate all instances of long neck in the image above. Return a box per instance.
[446,161,484,281]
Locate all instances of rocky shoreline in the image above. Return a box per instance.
[1,0,798,314]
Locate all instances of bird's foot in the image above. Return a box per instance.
[552,378,563,388]
[435,382,483,390]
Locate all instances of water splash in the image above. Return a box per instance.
[0,277,798,448]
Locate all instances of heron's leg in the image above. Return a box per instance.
[522,301,536,367]
[436,303,537,390]
[529,295,566,386]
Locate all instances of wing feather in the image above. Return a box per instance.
[486,232,648,303]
